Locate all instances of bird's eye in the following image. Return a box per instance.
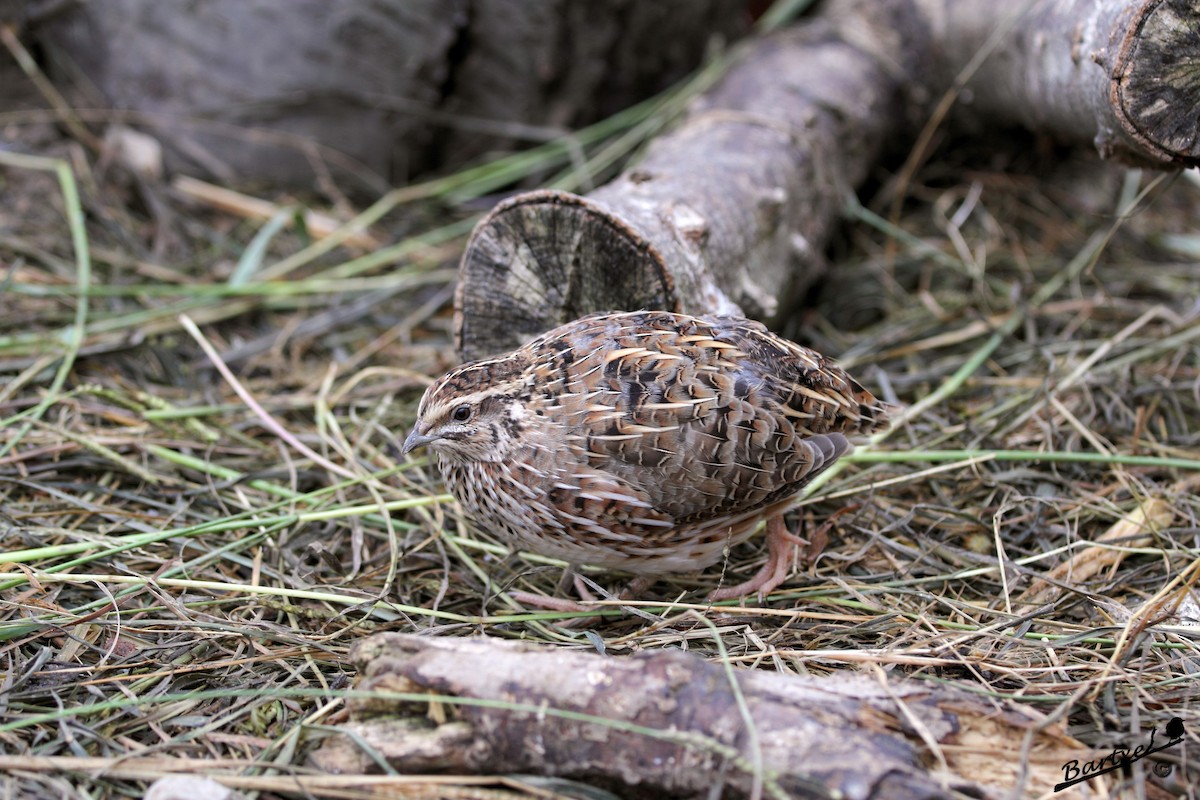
[451,404,472,422]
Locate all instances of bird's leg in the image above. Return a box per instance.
[508,589,592,613]
[509,573,654,614]
[508,565,590,612]
[707,514,804,602]
[565,566,593,600]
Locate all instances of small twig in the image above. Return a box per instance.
[173,175,380,248]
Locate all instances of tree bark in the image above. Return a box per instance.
[311,632,1103,800]
[37,0,746,192]
[455,0,933,360]
[455,0,1199,360]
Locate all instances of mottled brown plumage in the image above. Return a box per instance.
[404,311,889,600]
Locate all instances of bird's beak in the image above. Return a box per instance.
[403,424,437,454]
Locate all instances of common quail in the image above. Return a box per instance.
[404,310,889,601]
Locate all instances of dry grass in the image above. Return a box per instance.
[2,38,1200,800]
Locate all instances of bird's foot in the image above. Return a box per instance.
[707,515,804,602]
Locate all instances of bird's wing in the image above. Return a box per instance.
[530,312,866,522]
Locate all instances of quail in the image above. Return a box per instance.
[404,310,889,602]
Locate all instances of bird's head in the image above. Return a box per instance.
[403,358,531,464]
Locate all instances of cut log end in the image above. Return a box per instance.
[1113,0,1200,164]
[455,190,679,361]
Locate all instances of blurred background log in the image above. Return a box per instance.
[34,0,747,193]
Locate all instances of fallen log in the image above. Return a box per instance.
[920,0,1200,168]
[35,0,745,190]
[311,632,1104,799]
[456,0,1199,360]
[455,0,931,359]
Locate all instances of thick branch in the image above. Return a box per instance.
[38,0,745,189]
[455,0,931,359]
[312,633,1100,800]
[920,0,1200,167]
